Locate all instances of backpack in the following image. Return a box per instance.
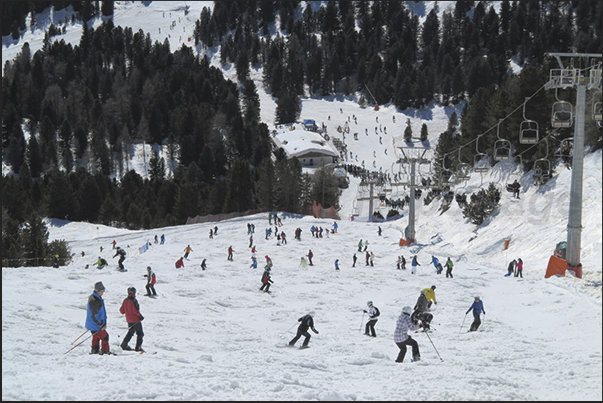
[373,307,380,317]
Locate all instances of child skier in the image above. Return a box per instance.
[260,267,274,293]
[144,266,157,296]
[119,287,145,352]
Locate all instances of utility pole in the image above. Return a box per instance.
[546,53,602,278]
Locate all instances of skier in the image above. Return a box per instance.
[112,240,117,249]
[86,281,111,355]
[365,251,370,266]
[358,239,363,252]
[250,256,258,269]
[510,179,520,199]
[364,240,369,252]
[299,257,309,269]
[378,226,382,236]
[119,287,144,352]
[214,226,218,235]
[515,258,523,278]
[466,296,486,332]
[183,245,193,259]
[175,257,185,268]
[394,306,422,363]
[113,246,127,271]
[505,259,516,276]
[332,221,338,233]
[144,266,157,296]
[445,257,454,278]
[411,255,420,274]
[94,256,108,269]
[289,312,319,348]
[334,259,340,271]
[249,236,253,248]
[260,267,274,293]
[227,246,234,261]
[307,250,314,266]
[154,235,158,244]
[352,253,357,267]
[396,256,402,270]
[281,232,287,245]
[209,229,214,239]
[160,234,165,244]
[431,256,440,272]
[265,255,273,270]
[401,255,406,270]
[370,251,375,267]
[53,254,60,268]
[412,290,434,330]
[200,259,207,270]
[422,285,437,308]
[364,301,380,337]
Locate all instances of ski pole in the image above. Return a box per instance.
[460,314,467,334]
[280,322,298,338]
[117,323,138,339]
[423,328,443,362]
[71,329,89,345]
[64,333,93,355]
[359,312,365,333]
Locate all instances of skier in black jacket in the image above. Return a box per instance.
[113,247,126,270]
[289,312,319,348]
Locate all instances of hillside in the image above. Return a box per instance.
[2,146,602,398]
[2,3,602,400]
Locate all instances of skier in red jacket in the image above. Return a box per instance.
[119,287,144,352]
[144,266,157,296]
[175,257,184,268]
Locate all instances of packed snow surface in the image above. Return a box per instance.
[2,2,602,401]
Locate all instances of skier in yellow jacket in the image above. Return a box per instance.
[422,285,437,308]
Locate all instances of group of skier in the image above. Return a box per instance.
[80,212,492,360]
[505,258,524,277]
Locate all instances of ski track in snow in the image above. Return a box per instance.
[2,1,603,401]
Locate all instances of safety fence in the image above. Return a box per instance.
[186,203,340,225]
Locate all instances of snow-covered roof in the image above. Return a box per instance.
[273,129,338,159]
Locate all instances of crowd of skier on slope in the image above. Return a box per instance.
[77,211,520,361]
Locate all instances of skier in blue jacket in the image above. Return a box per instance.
[466,296,486,332]
[86,281,111,354]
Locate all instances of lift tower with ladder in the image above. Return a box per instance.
[546,52,602,278]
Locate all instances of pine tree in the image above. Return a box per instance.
[404,119,413,142]
[420,123,429,142]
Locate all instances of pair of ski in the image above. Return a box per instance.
[98,350,157,356]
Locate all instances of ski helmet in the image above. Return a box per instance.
[431,285,436,290]
[475,295,480,300]
[367,300,373,307]
[402,306,412,315]
[421,290,426,295]
[128,287,136,295]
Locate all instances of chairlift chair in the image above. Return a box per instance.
[533,159,551,185]
[519,98,539,144]
[455,147,471,181]
[594,101,602,121]
[493,119,512,161]
[474,133,490,172]
[494,139,512,161]
[551,101,573,128]
[520,120,539,144]
[456,163,472,181]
